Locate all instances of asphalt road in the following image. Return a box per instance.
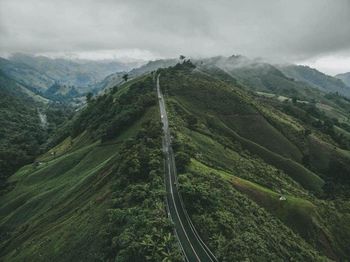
[156,74,217,262]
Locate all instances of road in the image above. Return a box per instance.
[156,74,217,262]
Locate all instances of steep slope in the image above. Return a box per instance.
[279,65,350,98]
[0,71,72,192]
[199,57,350,152]
[0,74,181,261]
[336,72,350,87]
[0,57,56,92]
[198,56,323,100]
[0,54,139,101]
[94,59,177,93]
[158,62,350,260]
[8,53,136,88]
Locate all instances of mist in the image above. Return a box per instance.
[1,0,350,74]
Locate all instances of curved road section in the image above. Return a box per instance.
[156,74,217,262]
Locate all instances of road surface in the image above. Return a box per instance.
[156,74,217,262]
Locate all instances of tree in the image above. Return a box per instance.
[123,74,129,82]
[175,151,190,173]
[179,55,186,61]
[86,92,93,103]
[304,129,311,136]
[186,115,198,128]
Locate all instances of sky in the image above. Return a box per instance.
[0,0,350,75]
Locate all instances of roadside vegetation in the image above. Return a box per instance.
[0,75,181,261]
[159,62,350,260]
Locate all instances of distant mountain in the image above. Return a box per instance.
[0,54,140,97]
[278,65,350,97]
[94,58,177,92]
[198,56,318,98]
[44,82,81,103]
[196,55,350,99]
[0,57,56,92]
[336,72,350,87]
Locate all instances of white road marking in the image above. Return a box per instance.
[158,73,218,262]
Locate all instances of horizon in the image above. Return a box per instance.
[1,0,349,75]
[1,52,349,77]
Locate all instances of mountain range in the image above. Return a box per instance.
[336,72,350,87]
[0,54,142,102]
[0,55,350,261]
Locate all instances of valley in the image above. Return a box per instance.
[1,56,350,261]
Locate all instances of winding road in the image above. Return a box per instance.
[156,74,217,262]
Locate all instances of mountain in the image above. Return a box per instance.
[0,70,72,191]
[158,62,350,260]
[0,57,57,92]
[0,54,141,100]
[197,55,350,99]
[279,64,350,97]
[336,72,350,87]
[197,56,350,130]
[198,56,317,97]
[0,74,182,261]
[1,60,350,261]
[94,59,177,93]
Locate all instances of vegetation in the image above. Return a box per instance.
[71,75,156,141]
[1,57,350,261]
[0,74,181,261]
[0,71,72,193]
[159,62,350,260]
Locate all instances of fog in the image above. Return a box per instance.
[1,0,349,74]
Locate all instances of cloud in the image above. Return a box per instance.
[0,0,350,73]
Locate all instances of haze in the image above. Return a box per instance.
[1,0,350,75]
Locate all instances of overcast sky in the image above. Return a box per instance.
[1,0,350,75]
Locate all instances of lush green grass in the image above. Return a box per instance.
[160,67,324,193]
[0,71,73,190]
[177,159,327,261]
[0,74,181,261]
[189,159,326,247]
[0,138,118,261]
[160,63,350,260]
[181,127,309,197]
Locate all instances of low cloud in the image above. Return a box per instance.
[1,0,350,73]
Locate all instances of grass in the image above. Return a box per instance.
[161,64,350,260]
[188,159,337,259]
[0,104,159,261]
[181,127,309,197]
[112,74,151,99]
[161,69,324,192]
[207,115,324,193]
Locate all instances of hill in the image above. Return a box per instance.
[336,72,350,87]
[157,62,350,260]
[94,59,177,93]
[1,59,350,261]
[0,74,181,261]
[279,65,350,98]
[0,71,72,192]
[0,54,140,102]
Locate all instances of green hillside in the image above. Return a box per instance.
[0,71,72,192]
[158,62,350,260]
[279,65,350,98]
[1,60,350,261]
[336,72,350,87]
[0,75,181,261]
